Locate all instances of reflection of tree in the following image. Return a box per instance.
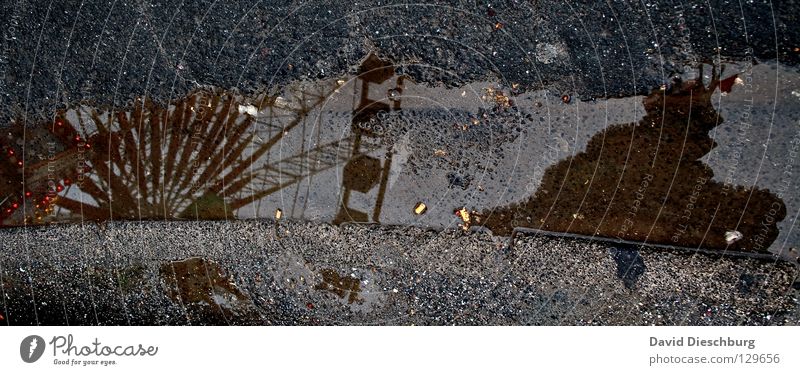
[56,85,337,220]
[481,66,786,252]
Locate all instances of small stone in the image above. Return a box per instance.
[237,104,258,116]
[455,207,471,230]
[388,88,401,101]
[724,230,743,244]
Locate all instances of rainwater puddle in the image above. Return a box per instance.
[1,54,797,259]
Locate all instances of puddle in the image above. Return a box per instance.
[0,52,525,227]
[314,268,362,304]
[479,66,787,252]
[1,54,797,258]
[160,257,258,324]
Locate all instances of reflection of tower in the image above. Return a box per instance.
[333,54,404,225]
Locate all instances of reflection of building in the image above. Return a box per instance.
[334,54,404,225]
[480,66,786,252]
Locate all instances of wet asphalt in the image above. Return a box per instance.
[1,1,800,325]
[1,0,798,123]
[0,220,797,325]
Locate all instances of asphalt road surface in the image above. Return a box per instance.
[0,0,799,325]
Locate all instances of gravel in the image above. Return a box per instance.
[1,220,797,325]
[2,0,798,123]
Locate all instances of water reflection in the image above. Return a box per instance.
[1,76,342,223]
[0,54,418,226]
[479,66,786,252]
[161,257,259,324]
[0,57,792,255]
[334,53,404,225]
[314,268,362,304]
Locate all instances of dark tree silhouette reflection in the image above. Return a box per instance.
[480,66,785,252]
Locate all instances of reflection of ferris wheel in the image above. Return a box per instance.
[54,83,346,221]
[0,53,401,225]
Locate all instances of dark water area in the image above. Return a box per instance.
[479,67,786,252]
[1,55,797,258]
